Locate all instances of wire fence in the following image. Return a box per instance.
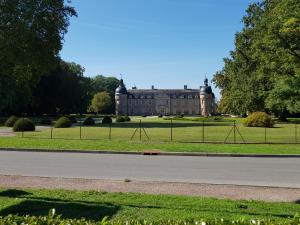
[17,119,300,144]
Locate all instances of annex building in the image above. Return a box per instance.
[115,78,216,116]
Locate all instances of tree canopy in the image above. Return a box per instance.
[90,91,112,114]
[31,61,91,115]
[0,0,77,113]
[213,0,300,117]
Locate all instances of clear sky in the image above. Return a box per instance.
[60,0,255,99]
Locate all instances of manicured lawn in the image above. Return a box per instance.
[0,188,299,222]
[0,117,299,154]
[16,118,300,143]
[0,137,300,154]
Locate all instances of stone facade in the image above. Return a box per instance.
[115,78,216,116]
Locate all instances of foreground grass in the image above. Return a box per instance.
[0,188,299,222]
[0,137,300,154]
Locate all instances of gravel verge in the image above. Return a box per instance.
[0,175,299,202]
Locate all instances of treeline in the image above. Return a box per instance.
[29,62,119,115]
[213,0,300,119]
[0,0,119,116]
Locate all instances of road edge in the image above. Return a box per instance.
[1,147,300,158]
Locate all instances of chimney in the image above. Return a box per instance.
[151,85,155,90]
[184,85,187,90]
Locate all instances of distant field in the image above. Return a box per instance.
[17,117,299,144]
[0,188,299,222]
[0,117,299,154]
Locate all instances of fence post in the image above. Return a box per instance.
[170,119,173,141]
[79,119,82,140]
[50,125,53,139]
[109,122,112,140]
[202,120,204,143]
[139,120,142,141]
[264,126,267,144]
[233,120,236,144]
[296,122,298,144]
[22,118,24,138]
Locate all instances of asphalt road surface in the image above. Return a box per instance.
[0,151,299,188]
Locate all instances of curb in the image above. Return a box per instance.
[0,147,300,158]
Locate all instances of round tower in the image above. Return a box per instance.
[200,78,213,116]
[115,79,128,115]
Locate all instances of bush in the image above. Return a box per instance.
[115,116,126,122]
[244,112,274,128]
[13,118,35,132]
[124,116,131,122]
[54,116,72,128]
[83,116,95,126]
[5,116,18,127]
[39,118,52,125]
[102,116,112,124]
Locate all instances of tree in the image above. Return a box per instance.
[91,75,119,113]
[31,61,91,115]
[0,0,77,114]
[90,91,112,114]
[213,0,300,117]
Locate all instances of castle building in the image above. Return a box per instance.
[115,78,216,116]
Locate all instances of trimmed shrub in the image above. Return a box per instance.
[124,116,131,122]
[102,116,112,124]
[83,116,95,126]
[13,118,35,132]
[39,118,52,125]
[5,116,18,127]
[54,116,72,128]
[244,112,274,128]
[115,116,126,122]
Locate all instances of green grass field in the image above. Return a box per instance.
[1,137,300,154]
[0,188,299,222]
[0,117,299,154]
[18,118,300,143]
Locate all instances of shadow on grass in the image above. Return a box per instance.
[0,189,31,197]
[0,189,119,221]
[0,189,297,220]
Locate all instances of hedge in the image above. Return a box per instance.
[0,210,299,225]
[115,116,130,122]
[54,117,72,128]
[5,116,18,127]
[13,118,35,132]
[244,112,274,128]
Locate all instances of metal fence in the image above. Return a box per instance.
[18,119,300,144]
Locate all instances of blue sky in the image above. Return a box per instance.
[61,0,255,99]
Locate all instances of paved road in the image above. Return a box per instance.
[0,151,299,188]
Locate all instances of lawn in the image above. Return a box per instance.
[0,117,299,154]
[17,118,300,143]
[0,137,300,154]
[0,188,299,222]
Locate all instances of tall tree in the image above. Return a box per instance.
[91,75,119,113]
[214,0,300,117]
[31,61,91,115]
[89,91,112,114]
[0,0,77,114]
